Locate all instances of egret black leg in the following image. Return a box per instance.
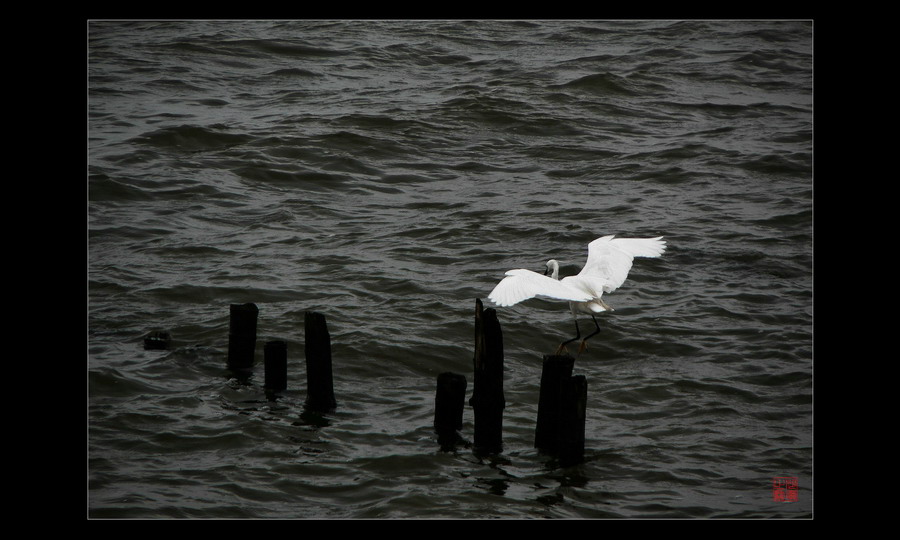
[556,319,581,355]
[577,316,602,354]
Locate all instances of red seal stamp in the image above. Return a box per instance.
[772,477,798,502]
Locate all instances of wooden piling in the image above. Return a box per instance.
[471,298,505,454]
[534,355,587,466]
[227,303,258,374]
[558,375,587,467]
[534,355,574,453]
[304,311,336,412]
[264,340,287,392]
[434,372,467,448]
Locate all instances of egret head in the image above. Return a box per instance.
[544,259,560,279]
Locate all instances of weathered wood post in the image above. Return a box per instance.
[264,340,287,392]
[304,311,336,412]
[434,372,467,449]
[558,374,587,467]
[471,298,505,454]
[227,303,258,375]
[534,355,574,453]
[534,354,587,466]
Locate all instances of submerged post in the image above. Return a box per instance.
[264,340,288,392]
[144,330,171,350]
[304,311,336,412]
[471,298,505,454]
[227,303,258,375]
[434,372,467,449]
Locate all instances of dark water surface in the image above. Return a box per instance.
[88,20,813,519]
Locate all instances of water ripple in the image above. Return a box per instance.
[89,19,813,519]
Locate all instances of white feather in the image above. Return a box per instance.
[487,235,666,309]
[488,269,592,307]
[486,234,666,353]
[580,235,666,293]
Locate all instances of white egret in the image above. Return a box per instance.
[487,235,666,355]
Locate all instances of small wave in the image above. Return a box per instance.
[131,124,252,153]
[89,367,170,398]
[233,164,352,190]
[231,38,346,58]
[552,72,639,96]
[90,173,154,202]
[267,67,321,78]
[195,98,230,107]
[738,153,811,176]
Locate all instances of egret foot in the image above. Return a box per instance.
[555,320,581,356]
[575,315,602,355]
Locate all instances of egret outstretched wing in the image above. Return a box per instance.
[488,269,593,307]
[579,235,666,293]
[486,234,666,355]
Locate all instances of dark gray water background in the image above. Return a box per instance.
[88,19,813,519]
